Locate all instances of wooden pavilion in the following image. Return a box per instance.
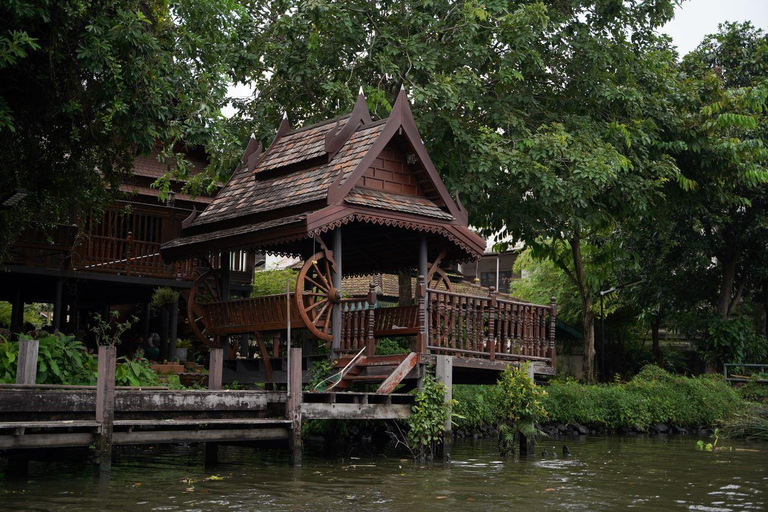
[161,88,557,391]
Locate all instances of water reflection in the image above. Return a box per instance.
[0,436,765,511]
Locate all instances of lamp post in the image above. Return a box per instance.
[599,287,616,380]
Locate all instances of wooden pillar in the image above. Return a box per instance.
[239,333,249,358]
[11,290,24,333]
[366,283,377,357]
[436,355,453,459]
[418,235,428,345]
[95,345,116,476]
[549,296,557,370]
[208,347,224,390]
[52,278,64,331]
[287,347,303,465]
[331,228,342,355]
[143,301,151,343]
[159,306,169,361]
[15,338,39,384]
[168,296,179,360]
[416,275,427,354]
[221,251,231,355]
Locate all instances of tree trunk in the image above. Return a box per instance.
[581,300,596,383]
[651,314,662,366]
[717,229,739,318]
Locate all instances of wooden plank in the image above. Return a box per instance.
[112,418,291,427]
[112,428,289,445]
[0,420,100,430]
[302,403,412,420]
[0,433,95,450]
[376,352,419,394]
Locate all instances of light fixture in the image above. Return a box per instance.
[1,190,30,208]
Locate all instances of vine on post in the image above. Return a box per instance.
[408,372,453,461]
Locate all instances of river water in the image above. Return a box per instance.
[1,436,766,511]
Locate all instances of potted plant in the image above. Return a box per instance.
[176,338,192,362]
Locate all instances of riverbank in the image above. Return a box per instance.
[453,365,750,438]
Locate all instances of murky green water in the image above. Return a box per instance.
[1,436,766,511]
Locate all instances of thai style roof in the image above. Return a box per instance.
[161,88,486,274]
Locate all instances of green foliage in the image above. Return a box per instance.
[496,363,548,455]
[721,404,768,441]
[251,269,297,297]
[115,356,160,387]
[698,316,768,367]
[90,311,138,347]
[542,365,744,430]
[307,358,335,391]
[737,382,768,402]
[408,372,451,460]
[452,385,499,431]
[151,287,180,310]
[0,0,250,260]
[0,333,97,385]
[0,302,47,330]
[375,337,410,356]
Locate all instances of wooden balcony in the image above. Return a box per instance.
[7,202,254,285]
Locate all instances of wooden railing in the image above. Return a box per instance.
[203,294,304,336]
[423,276,556,366]
[339,284,377,355]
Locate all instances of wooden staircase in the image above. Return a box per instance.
[331,352,420,393]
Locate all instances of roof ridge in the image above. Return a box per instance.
[285,113,353,135]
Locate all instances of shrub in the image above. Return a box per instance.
[408,372,451,460]
[252,269,297,297]
[375,337,410,355]
[496,363,548,455]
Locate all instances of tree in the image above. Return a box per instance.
[0,0,252,258]
[229,0,682,382]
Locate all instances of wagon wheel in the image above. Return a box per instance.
[187,267,222,348]
[295,250,340,344]
[428,265,454,292]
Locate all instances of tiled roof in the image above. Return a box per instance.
[257,117,348,172]
[162,214,307,250]
[118,184,213,205]
[191,122,385,228]
[345,187,453,220]
[132,152,206,180]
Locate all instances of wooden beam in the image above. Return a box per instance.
[208,348,224,390]
[113,428,289,445]
[95,345,116,474]
[376,352,419,394]
[286,347,303,465]
[302,403,412,420]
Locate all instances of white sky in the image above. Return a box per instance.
[662,0,767,56]
[223,0,767,117]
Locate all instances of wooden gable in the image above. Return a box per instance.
[359,141,424,197]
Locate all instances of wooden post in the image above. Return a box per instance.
[549,296,557,370]
[436,355,453,460]
[417,275,427,354]
[15,338,39,384]
[169,296,179,360]
[366,283,377,358]
[95,345,116,476]
[143,300,151,343]
[208,347,224,390]
[205,346,224,465]
[52,278,64,331]
[488,287,497,361]
[332,228,342,356]
[286,347,303,466]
